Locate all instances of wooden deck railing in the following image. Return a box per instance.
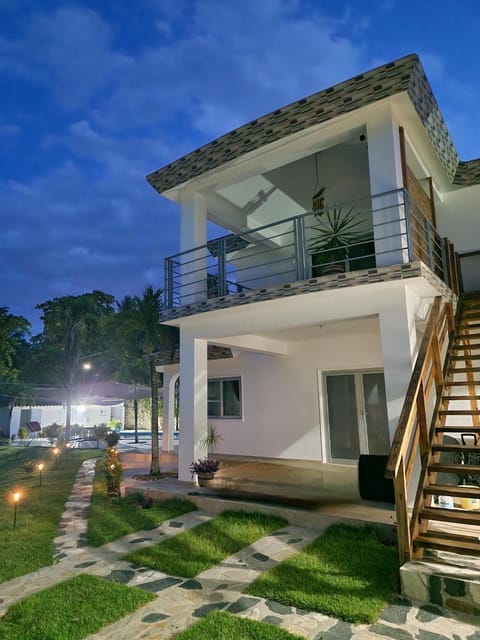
[385,296,455,563]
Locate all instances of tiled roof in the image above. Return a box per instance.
[454,159,480,185]
[147,54,479,193]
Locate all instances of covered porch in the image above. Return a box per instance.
[159,274,453,485]
[121,450,395,529]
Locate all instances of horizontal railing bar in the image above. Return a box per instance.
[165,185,450,313]
[165,187,408,261]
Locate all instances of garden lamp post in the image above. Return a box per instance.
[38,462,44,486]
[52,447,60,469]
[13,491,21,528]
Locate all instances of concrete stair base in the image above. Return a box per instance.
[401,551,480,616]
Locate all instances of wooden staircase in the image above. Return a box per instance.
[415,293,480,557]
[386,293,480,564]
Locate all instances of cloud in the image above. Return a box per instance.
[0,123,20,137]
[0,0,376,327]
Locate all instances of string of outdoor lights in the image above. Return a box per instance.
[10,443,73,528]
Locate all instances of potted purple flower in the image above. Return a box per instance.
[190,458,220,484]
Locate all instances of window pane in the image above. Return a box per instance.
[208,381,221,401]
[223,380,241,416]
[362,373,390,455]
[207,381,221,417]
[326,375,360,460]
[208,401,221,417]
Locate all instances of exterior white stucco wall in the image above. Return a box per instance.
[435,184,480,254]
[205,316,383,462]
[435,183,480,291]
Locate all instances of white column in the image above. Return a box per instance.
[179,192,207,305]
[161,367,179,453]
[366,104,408,267]
[178,331,208,482]
[379,287,417,441]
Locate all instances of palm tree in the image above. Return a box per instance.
[114,285,177,475]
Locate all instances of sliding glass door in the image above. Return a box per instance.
[325,371,390,461]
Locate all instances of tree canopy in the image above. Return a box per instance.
[0,307,30,382]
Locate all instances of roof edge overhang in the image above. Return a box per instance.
[146,53,480,197]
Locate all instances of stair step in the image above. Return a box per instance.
[448,366,480,373]
[458,322,480,329]
[414,532,480,556]
[455,331,480,338]
[432,444,480,454]
[443,395,480,400]
[450,355,480,360]
[438,409,480,415]
[451,345,480,351]
[420,506,480,526]
[435,426,480,433]
[443,382,480,387]
[424,484,480,498]
[428,462,480,474]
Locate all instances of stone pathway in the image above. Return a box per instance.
[0,459,479,639]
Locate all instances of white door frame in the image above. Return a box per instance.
[318,368,387,464]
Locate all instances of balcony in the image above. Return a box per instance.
[164,188,458,311]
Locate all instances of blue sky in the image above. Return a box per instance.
[1,0,479,331]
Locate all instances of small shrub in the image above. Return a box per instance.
[104,447,123,496]
[42,422,64,445]
[94,424,109,448]
[127,492,153,509]
[105,431,120,447]
[23,460,36,473]
[70,423,82,438]
[18,426,29,441]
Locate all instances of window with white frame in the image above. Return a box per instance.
[208,378,241,418]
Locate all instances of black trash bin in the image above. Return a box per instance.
[358,454,395,503]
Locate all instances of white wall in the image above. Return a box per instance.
[436,183,480,291]
[436,184,480,254]
[265,140,370,211]
[206,317,383,461]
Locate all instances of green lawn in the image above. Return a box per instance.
[0,446,99,583]
[246,523,399,624]
[0,574,155,640]
[86,459,197,546]
[125,510,288,578]
[173,611,304,640]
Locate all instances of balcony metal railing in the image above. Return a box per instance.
[164,188,452,309]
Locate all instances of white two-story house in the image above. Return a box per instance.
[147,53,480,486]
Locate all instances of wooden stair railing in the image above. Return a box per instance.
[385,296,454,563]
[386,292,480,563]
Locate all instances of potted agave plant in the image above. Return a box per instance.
[309,203,362,276]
